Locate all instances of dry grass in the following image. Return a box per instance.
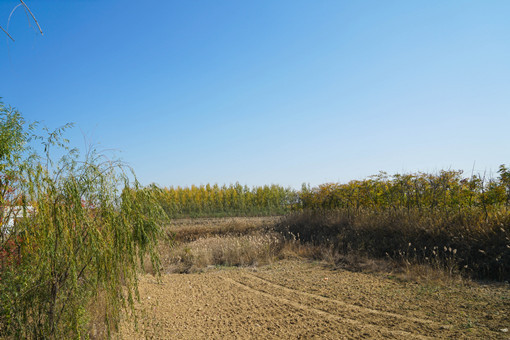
[152,217,284,273]
[277,209,510,281]
[154,217,441,285]
[168,216,279,242]
[161,233,283,273]
[139,213,507,299]
[87,290,108,340]
[155,215,487,284]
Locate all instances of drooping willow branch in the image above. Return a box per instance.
[0,25,14,41]
[1,0,43,42]
[19,0,43,35]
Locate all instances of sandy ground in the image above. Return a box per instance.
[119,260,509,339]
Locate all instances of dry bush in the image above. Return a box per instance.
[276,209,510,281]
[161,233,283,273]
[278,237,324,260]
[158,216,402,277]
[394,262,467,285]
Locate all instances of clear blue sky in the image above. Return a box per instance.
[1,1,509,188]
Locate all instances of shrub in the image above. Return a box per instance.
[276,208,510,281]
[0,102,166,338]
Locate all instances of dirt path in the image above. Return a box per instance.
[119,260,509,339]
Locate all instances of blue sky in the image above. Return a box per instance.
[1,1,509,188]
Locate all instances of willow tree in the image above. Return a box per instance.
[0,102,166,339]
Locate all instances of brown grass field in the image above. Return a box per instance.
[115,217,509,339]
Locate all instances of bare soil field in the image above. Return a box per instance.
[119,259,509,339]
[113,217,510,339]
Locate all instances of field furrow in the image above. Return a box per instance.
[118,260,509,339]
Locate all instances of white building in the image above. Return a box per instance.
[1,205,35,235]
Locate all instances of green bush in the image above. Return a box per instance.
[0,102,166,338]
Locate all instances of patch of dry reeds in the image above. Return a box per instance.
[276,208,510,281]
[160,233,283,273]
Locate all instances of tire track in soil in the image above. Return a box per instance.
[242,272,453,332]
[122,274,374,339]
[119,260,507,339]
[224,276,433,340]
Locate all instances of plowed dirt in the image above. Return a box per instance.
[119,260,509,339]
